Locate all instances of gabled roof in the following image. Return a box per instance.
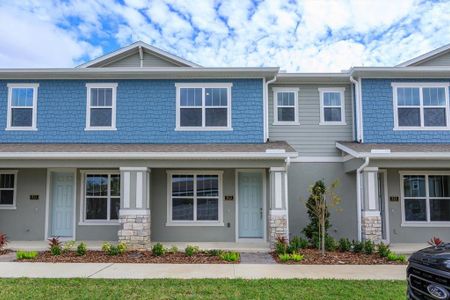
[396,43,450,67]
[77,41,201,68]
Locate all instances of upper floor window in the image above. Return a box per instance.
[0,171,17,209]
[273,87,299,125]
[85,83,117,131]
[392,83,450,130]
[319,88,346,125]
[175,83,232,130]
[6,84,39,130]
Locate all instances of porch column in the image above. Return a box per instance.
[361,167,382,243]
[268,167,289,247]
[117,167,151,250]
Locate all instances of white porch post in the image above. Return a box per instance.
[118,167,151,250]
[361,167,382,243]
[268,167,289,247]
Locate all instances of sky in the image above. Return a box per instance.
[0,0,449,72]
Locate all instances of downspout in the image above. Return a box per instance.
[264,76,277,142]
[356,157,369,241]
[350,76,362,142]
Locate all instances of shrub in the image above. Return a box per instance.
[117,242,127,255]
[428,236,444,247]
[387,252,406,263]
[289,236,308,253]
[338,238,352,252]
[152,243,166,256]
[62,240,76,253]
[219,251,240,262]
[48,237,62,256]
[0,233,8,250]
[101,242,112,253]
[77,242,87,256]
[352,240,364,253]
[167,246,178,254]
[363,240,375,255]
[278,253,291,262]
[325,236,337,251]
[275,236,289,254]
[16,250,38,260]
[290,253,304,262]
[185,245,199,257]
[207,249,223,257]
[303,180,330,242]
[377,242,391,258]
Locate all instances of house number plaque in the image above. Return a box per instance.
[30,195,39,200]
[225,196,234,201]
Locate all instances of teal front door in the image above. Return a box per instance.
[238,172,263,238]
[51,172,74,237]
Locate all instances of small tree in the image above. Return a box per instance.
[303,179,341,256]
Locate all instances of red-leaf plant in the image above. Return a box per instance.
[48,237,61,249]
[0,232,8,250]
[428,236,444,247]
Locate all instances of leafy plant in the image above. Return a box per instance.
[185,245,199,257]
[101,242,112,253]
[289,236,308,252]
[48,237,62,256]
[152,243,166,256]
[428,236,444,247]
[16,250,38,260]
[275,236,289,254]
[377,242,391,258]
[207,249,223,257]
[77,242,87,256]
[387,252,406,263]
[278,253,291,262]
[219,251,240,262]
[363,240,375,255]
[290,253,304,262]
[117,242,127,255]
[338,238,352,252]
[167,246,178,254]
[325,236,337,251]
[62,240,76,253]
[352,240,364,253]
[0,232,8,250]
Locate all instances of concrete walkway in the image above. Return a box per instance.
[0,262,406,280]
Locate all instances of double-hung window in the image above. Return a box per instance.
[273,88,299,125]
[392,83,450,129]
[85,83,117,130]
[167,171,223,226]
[401,172,450,225]
[7,84,38,130]
[0,171,17,209]
[175,83,232,130]
[82,172,120,223]
[319,88,346,125]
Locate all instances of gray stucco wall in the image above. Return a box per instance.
[268,83,353,156]
[288,162,357,240]
[0,169,47,240]
[386,168,450,243]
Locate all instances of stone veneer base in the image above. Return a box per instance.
[118,211,151,250]
[268,211,288,248]
[361,215,382,243]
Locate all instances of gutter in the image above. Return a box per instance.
[349,76,362,142]
[356,157,369,241]
[264,75,277,141]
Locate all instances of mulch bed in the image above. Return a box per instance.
[272,249,406,265]
[16,251,239,264]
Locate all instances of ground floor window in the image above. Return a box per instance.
[402,172,450,224]
[83,172,120,223]
[0,171,17,209]
[167,171,223,225]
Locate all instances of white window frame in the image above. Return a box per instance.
[166,170,224,226]
[0,170,18,210]
[175,83,232,131]
[400,171,450,227]
[6,83,39,131]
[272,87,299,125]
[392,82,450,131]
[319,87,346,125]
[79,170,120,225]
[85,83,117,131]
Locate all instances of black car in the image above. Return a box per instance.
[408,243,450,299]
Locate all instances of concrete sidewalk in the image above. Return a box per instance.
[0,262,406,280]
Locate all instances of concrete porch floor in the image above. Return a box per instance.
[7,241,271,253]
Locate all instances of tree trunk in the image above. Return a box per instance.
[321,210,325,256]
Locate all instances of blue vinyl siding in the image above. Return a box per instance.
[0,79,263,143]
[362,78,450,143]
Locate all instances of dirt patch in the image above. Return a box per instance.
[272,249,406,265]
[17,251,239,264]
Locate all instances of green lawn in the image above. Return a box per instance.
[0,278,406,299]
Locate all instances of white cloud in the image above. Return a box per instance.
[0,0,449,71]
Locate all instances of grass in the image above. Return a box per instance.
[0,278,406,299]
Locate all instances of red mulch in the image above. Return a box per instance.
[17,251,239,264]
[272,249,406,265]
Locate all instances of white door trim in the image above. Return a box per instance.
[379,169,390,244]
[45,168,77,240]
[235,169,267,242]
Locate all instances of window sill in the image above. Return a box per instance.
[319,122,347,126]
[272,122,300,126]
[84,127,117,131]
[401,222,450,227]
[0,206,16,210]
[166,221,224,227]
[5,127,37,131]
[78,221,120,226]
[393,126,450,131]
[175,127,233,132]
